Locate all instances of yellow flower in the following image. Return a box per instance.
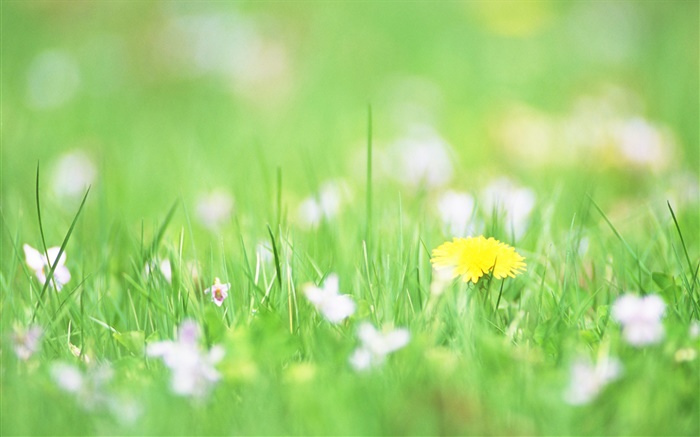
[431,236,526,284]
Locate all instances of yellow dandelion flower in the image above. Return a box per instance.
[431,236,526,284]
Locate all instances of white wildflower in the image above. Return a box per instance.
[349,322,410,371]
[481,177,536,240]
[437,190,477,237]
[51,150,96,200]
[689,321,700,339]
[387,124,453,189]
[564,356,622,405]
[296,180,350,228]
[23,244,71,291]
[51,362,113,409]
[12,324,43,361]
[612,293,665,347]
[303,274,356,324]
[146,320,224,398]
[196,190,234,230]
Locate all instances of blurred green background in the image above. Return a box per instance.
[2,2,699,435]
[3,1,698,226]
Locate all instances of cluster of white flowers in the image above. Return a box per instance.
[51,362,114,409]
[157,10,292,105]
[23,244,71,291]
[494,87,675,172]
[564,356,623,405]
[302,273,410,370]
[296,180,351,229]
[612,293,666,347]
[146,320,224,398]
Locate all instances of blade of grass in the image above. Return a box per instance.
[32,170,91,322]
[588,195,650,275]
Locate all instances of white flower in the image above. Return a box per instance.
[196,190,234,230]
[51,362,84,393]
[564,356,622,405]
[349,322,410,371]
[146,320,224,398]
[613,117,672,171]
[429,266,454,296]
[23,244,71,291]
[296,180,350,228]
[51,150,96,200]
[481,178,536,240]
[303,274,356,324]
[388,124,453,189]
[145,259,173,284]
[255,241,274,264]
[436,190,477,237]
[12,324,43,361]
[690,321,700,339]
[51,362,113,409]
[612,293,665,347]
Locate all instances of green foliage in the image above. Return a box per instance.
[1,1,699,436]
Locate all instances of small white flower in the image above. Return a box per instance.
[612,293,665,347]
[564,356,622,405]
[144,259,173,284]
[613,117,672,171]
[51,362,84,393]
[147,320,224,398]
[297,197,324,228]
[429,266,454,296]
[50,362,113,409]
[23,244,71,291]
[303,274,356,324]
[689,321,700,339]
[437,190,477,237]
[481,178,536,240]
[203,277,230,307]
[51,150,96,200]
[196,190,234,230]
[349,322,410,371]
[255,241,274,264]
[388,124,453,189]
[296,180,351,228]
[12,324,43,361]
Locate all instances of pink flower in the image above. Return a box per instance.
[204,277,230,307]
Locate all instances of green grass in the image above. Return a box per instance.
[2,1,699,435]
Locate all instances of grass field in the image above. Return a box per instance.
[1,1,699,435]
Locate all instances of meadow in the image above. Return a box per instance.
[1,1,699,435]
